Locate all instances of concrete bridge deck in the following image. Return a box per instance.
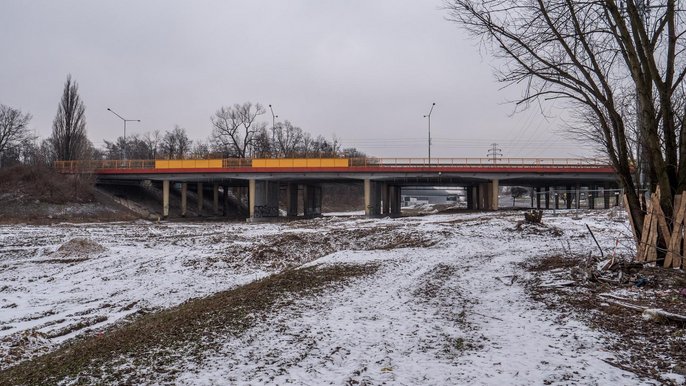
[56,157,619,219]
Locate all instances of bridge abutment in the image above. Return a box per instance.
[248,180,280,220]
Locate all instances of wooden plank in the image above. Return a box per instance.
[673,193,686,269]
[665,194,685,268]
[653,195,671,247]
[637,197,653,262]
[646,194,660,264]
[647,212,659,264]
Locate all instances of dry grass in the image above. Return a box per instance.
[0,263,378,386]
[0,165,96,205]
[522,255,686,384]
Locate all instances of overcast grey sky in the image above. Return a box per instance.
[0,0,590,159]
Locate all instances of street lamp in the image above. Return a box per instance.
[423,102,436,165]
[269,104,278,147]
[107,108,140,160]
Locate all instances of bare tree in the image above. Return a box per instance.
[446,0,686,242]
[143,130,161,159]
[0,104,32,167]
[275,121,305,157]
[211,102,267,158]
[51,75,89,161]
[159,125,192,159]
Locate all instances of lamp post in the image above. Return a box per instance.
[423,102,436,165]
[269,104,278,149]
[107,108,140,160]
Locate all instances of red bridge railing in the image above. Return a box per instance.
[54,157,613,173]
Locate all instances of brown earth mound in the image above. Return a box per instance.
[55,238,107,258]
[0,165,137,224]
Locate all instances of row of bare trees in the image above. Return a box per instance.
[101,102,362,160]
[209,102,361,159]
[447,0,686,249]
[4,90,362,166]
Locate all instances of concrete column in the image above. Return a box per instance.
[181,182,188,217]
[249,180,280,219]
[589,186,595,209]
[266,181,280,216]
[544,186,550,209]
[465,186,475,209]
[566,185,573,209]
[475,183,486,210]
[364,179,371,216]
[162,180,170,219]
[575,184,581,209]
[222,185,229,216]
[364,179,381,217]
[213,183,219,214]
[530,187,535,209]
[197,183,204,215]
[389,185,402,215]
[489,179,499,210]
[535,187,541,209]
[382,183,390,215]
[248,180,256,218]
[287,183,298,217]
[603,184,611,209]
[554,188,560,209]
[303,184,322,217]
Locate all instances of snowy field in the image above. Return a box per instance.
[1,209,663,384]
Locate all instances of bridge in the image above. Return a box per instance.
[55,157,619,219]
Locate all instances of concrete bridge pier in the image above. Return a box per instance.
[389,185,402,215]
[535,187,542,209]
[162,180,170,219]
[197,183,203,215]
[303,184,322,218]
[467,186,475,210]
[476,180,499,210]
[287,183,298,217]
[489,179,499,210]
[213,183,219,214]
[364,179,382,217]
[249,180,280,220]
[181,182,188,217]
[382,183,390,215]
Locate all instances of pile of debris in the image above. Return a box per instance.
[512,210,564,237]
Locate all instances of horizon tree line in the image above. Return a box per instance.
[0,77,365,167]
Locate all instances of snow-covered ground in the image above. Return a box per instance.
[2,209,662,384]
